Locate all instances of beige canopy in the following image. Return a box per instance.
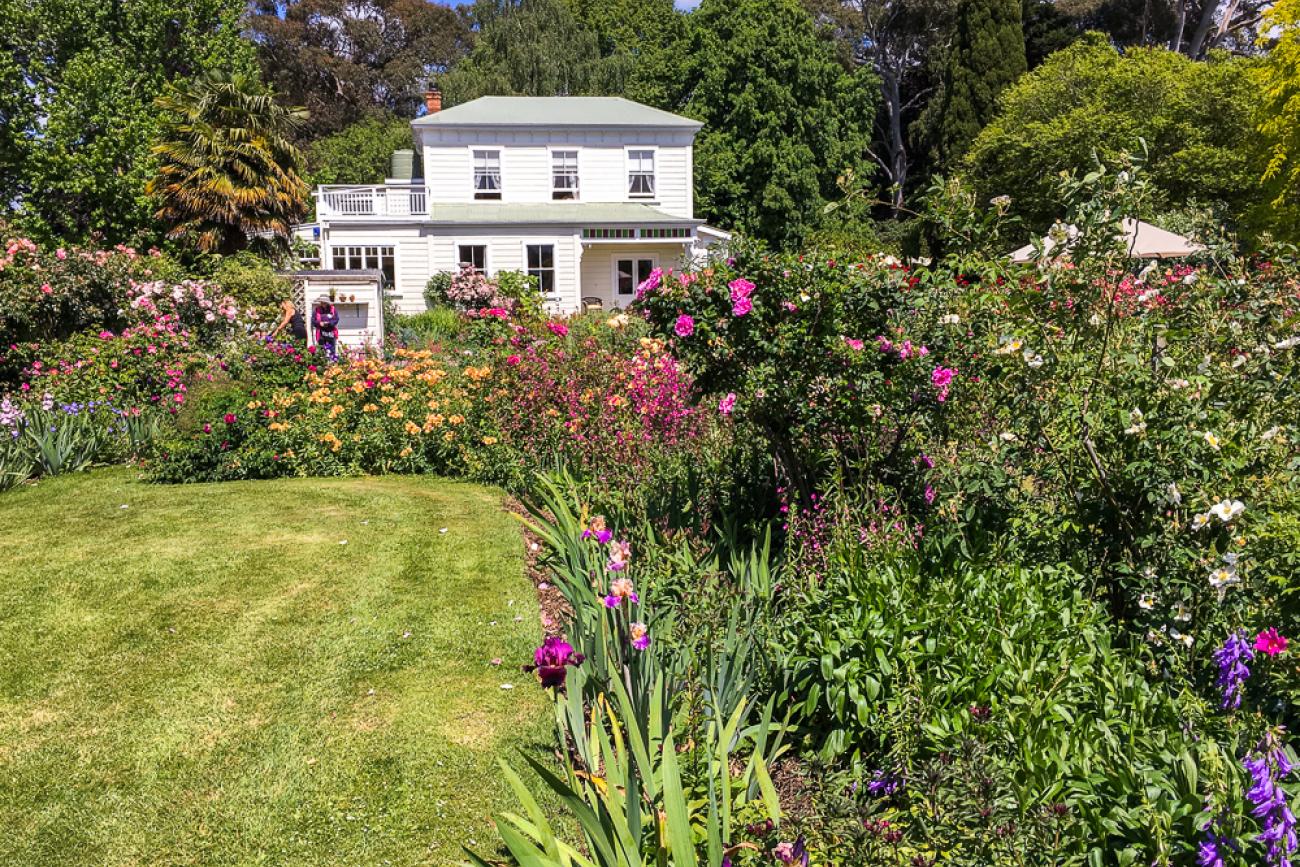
[1010,218,1205,263]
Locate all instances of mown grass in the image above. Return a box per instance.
[0,469,550,866]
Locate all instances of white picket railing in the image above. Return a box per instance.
[316,184,428,218]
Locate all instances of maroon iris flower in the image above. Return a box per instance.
[525,636,584,688]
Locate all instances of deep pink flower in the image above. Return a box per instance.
[674,314,694,337]
[527,636,583,688]
[222,413,236,424]
[547,321,569,337]
[1255,628,1289,656]
[843,337,864,351]
[731,296,753,317]
[506,354,521,366]
[718,392,736,416]
[728,277,755,300]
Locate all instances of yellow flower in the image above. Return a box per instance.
[246,400,263,410]
[329,404,344,418]
[387,408,404,419]
[399,446,413,458]
[449,414,464,425]
[482,436,498,445]
[427,399,441,410]
[443,431,455,441]
[363,403,378,413]
[404,420,421,435]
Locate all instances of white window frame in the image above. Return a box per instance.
[625,146,657,200]
[330,244,396,286]
[523,242,558,297]
[454,242,490,274]
[470,147,503,200]
[611,255,658,297]
[550,147,580,200]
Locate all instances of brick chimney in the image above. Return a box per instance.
[423,88,442,115]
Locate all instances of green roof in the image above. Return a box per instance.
[424,203,699,226]
[413,96,701,130]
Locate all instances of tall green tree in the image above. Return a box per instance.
[247,0,468,139]
[0,0,256,245]
[933,0,1026,166]
[439,0,615,103]
[149,72,310,254]
[963,35,1262,234]
[1258,0,1300,241]
[306,114,417,186]
[654,0,879,246]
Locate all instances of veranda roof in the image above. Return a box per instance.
[1010,218,1205,263]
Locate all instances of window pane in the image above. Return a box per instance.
[380,252,395,286]
[474,150,501,197]
[527,245,541,270]
[332,251,347,270]
[458,245,486,271]
[538,269,554,294]
[637,259,654,284]
[617,259,634,295]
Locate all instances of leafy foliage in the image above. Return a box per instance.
[963,35,1263,234]
[246,0,467,139]
[0,0,256,245]
[1257,0,1300,242]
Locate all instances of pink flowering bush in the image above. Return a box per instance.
[636,242,959,507]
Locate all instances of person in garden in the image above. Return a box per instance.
[311,295,339,361]
[267,297,307,343]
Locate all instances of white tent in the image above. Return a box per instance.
[1010,218,1205,263]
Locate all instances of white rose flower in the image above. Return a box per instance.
[1209,499,1245,523]
[1024,352,1045,369]
[1274,335,1300,350]
[1172,602,1192,623]
[1202,431,1221,450]
[1191,513,1211,531]
[1138,593,1157,611]
[1262,426,1281,441]
[939,313,961,326]
[1166,482,1182,505]
[1208,566,1240,589]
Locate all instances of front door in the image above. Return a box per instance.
[613,257,657,305]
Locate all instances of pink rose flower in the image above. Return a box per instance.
[1255,628,1288,656]
[674,314,694,337]
[718,392,736,416]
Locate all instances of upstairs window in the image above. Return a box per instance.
[627,149,656,199]
[473,149,501,199]
[526,244,555,295]
[457,244,487,273]
[552,150,579,200]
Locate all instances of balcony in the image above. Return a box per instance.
[315,184,427,219]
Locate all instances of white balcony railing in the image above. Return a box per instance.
[316,184,427,219]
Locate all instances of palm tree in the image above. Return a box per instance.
[149,71,310,254]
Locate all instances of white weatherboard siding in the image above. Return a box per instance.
[418,128,696,218]
[304,97,729,315]
[578,244,693,309]
[428,227,581,312]
[321,225,430,315]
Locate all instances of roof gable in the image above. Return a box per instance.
[412,96,701,130]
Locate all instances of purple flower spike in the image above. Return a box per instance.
[1245,730,1298,867]
[1214,630,1255,710]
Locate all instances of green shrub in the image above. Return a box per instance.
[390,307,463,347]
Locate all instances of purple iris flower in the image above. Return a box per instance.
[525,636,584,688]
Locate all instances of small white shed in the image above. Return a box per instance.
[286,270,386,352]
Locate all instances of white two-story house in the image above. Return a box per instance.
[305,94,728,315]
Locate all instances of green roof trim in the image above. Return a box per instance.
[423,203,700,226]
[412,96,702,130]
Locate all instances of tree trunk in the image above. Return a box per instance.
[1169,0,1188,51]
[880,68,908,213]
[1187,0,1234,57]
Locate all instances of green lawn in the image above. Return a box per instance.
[0,469,549,866]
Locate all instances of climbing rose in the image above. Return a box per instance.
[718,393,736,416]
[222,413,236,424]
[674,314,694,337]
[546,321,569,337]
